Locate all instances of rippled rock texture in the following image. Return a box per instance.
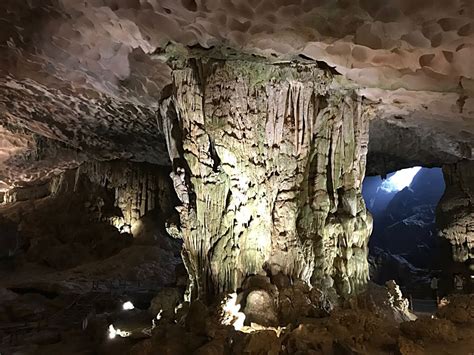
[1,0,473,189]
[162,59,373,299]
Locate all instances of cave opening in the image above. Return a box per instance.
[362,166,447,297]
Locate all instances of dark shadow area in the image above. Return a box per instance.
[363,167,446,297]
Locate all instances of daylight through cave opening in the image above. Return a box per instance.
[362,167,450,296]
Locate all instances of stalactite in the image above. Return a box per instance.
[164,59,373,299]
[26,161,176,234]
[77,161,173,232]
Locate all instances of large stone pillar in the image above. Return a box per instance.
[163,59,372,300]
[437,161,474,272]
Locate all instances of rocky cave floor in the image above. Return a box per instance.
[0,188,473,355]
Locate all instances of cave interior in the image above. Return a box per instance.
[0,0,473,354]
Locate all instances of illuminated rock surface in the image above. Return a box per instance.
[164,59,372,298]
[437,160,474,269]
[0,0,473,353]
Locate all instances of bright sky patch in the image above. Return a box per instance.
[381,167,421,192]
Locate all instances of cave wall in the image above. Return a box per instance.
[163,59,373,299]
[77,161,178,234]
[0,166,127,269]
[367,117,473,176]
[2,160,178,235]
[437,160,474,271]
[0,159,180,273]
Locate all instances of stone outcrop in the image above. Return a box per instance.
[437,294,474,325]
[79,161,178,234]
[437,160,474,270]
[162,59,373,299]
[400,317,458,343]
[0,78,169,185]
[0,160,181,277]
[367,117,473,176]
[3,160,178,235]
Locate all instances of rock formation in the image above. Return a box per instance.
[161,58,373,299]
[0,0,473,353]
[437,160,474,272]
[79,161,178,234]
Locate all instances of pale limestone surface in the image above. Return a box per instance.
[0,0,473,186]
[164,60,372,297]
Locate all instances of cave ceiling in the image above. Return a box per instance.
[1,0,474,186]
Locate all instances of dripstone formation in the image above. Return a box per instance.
[437,160,474,271]
[162,59,373,300]
[0,1,473,353]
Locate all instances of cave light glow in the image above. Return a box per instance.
[381,166,421,192]
[221,293,246,331]
[156,309,163,320]
[108,324,131,339]
[122,301,135,310]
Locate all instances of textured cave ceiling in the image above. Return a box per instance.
[0,0,474,185]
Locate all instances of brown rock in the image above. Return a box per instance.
[400,317,458,343]
[284,324,333,354]
[437,294,474,324]
[244,290,279,327]
[185,300,209,335]
[194,339,227,355]
[129,339,153,355]
[232,330,281,355]
[397,336,425,355]
[149,288,183,320]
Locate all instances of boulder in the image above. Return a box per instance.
[185,300,209,336]
[278,282,314,324]
[243,289,279,327]
[397,336,425,355]
[194,339,227,355]
[149,324,207,355]
[149,288,183,320]
[284,324,333,354]
[400,317,458,343]
[232,330,281,355]
[437,294,474,324]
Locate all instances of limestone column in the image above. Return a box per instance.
[163,59,373,300]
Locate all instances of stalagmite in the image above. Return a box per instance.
[162,59,373,300]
